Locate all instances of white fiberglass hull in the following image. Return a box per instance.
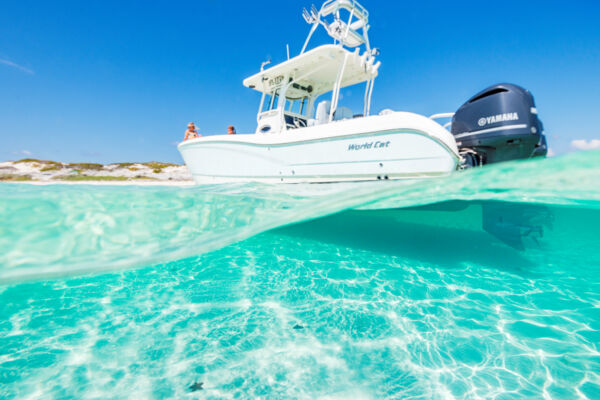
[178,112,460,184]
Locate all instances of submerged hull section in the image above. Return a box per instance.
[178,112,459,184]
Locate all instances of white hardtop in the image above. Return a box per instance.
[243,44,379,98]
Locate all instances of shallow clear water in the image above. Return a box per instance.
[1,152,600,399]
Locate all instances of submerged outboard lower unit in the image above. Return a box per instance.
[451,83,547,167]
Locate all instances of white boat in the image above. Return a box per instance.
[178,0,460,184]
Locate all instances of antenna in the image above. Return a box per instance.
[260,59,271,72]
[302,5,319,24]
[302,8,310,23]
[302,8,313,23]
[286,44,290,60]
[311,5,318,20]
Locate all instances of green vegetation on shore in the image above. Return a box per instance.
[14,159,181,170]
[14,158,62,165]
[67,163,103,171]
[0,174,33,182]
[55,175,158,182]
[40,165,64,172]
[56,175,129,181]
[3,159,186,182]
[110,162,135,168]
[143,161,179,173]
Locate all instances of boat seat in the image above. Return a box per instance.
[315,100,331,125]
[325,20,365,48]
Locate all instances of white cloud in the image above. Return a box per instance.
[571,139,600,151]
[12,150,32,156]
[0,58,34,74]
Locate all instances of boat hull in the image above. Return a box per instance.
[178,112,460,184]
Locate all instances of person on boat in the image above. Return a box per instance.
[184,122,200,141]
[227,125,236,135]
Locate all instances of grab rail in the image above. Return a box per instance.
[321,0,368,20]
[429,113,454,131]
[429,113,455,120]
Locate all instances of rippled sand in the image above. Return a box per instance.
[1,151,600,398]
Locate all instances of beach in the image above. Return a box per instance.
[0,159,194,185]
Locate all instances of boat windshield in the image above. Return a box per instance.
[261,91,279,113]
[286,97,308,116]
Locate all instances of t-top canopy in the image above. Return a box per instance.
[243,44,380,99]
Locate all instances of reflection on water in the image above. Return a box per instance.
[397,200,555,250]
[277,200,600,275]
[481,202,553,250]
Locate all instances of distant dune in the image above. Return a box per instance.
[0,159,193,184]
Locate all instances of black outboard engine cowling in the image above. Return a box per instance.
[451,83,547,167]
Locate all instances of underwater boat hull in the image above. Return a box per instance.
[178,112,460,184]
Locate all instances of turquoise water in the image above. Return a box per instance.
[1,151,600,399]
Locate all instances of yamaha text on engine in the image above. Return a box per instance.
[451,83,548,168]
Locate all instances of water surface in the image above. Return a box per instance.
[1,151,599,399]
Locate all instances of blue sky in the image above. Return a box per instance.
[1,0,599,163]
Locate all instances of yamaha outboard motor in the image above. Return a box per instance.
[452,83,547,167]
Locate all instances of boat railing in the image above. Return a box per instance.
[429,113,455,130]
[321,0,369,20]
[301,0,371,54]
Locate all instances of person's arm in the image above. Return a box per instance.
[184,130,190,141]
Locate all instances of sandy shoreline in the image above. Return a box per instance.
[9,180,195,186]
[0,159,195,185]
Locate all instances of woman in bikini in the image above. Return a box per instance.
[184,122,200,141]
